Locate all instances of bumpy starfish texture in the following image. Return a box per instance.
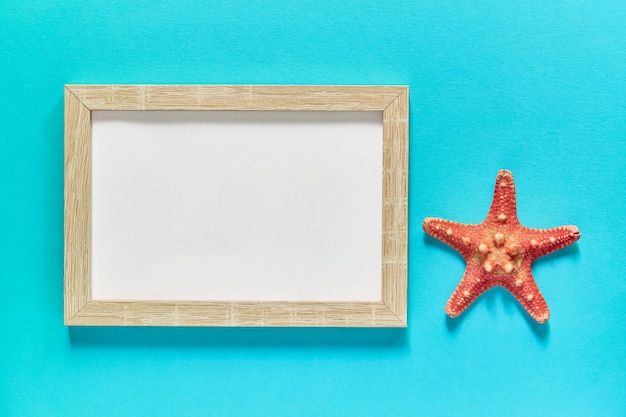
[423,169,580,323]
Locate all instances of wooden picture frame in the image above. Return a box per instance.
[64,85,408,327]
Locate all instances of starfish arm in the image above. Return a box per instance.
[486,170,520,221]
[502,265,551,323]
[422,217,478,256]
[444,262,493,318]
[521,225,580,260]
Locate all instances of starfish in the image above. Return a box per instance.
[422,169,580,323]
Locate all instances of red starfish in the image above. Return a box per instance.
[422,169,580,323]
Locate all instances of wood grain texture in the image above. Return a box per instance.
[64,85,408,327]
[66,85,406,111]
[381,89,409,323]
[64,87,92,323]
[68,301,403,327]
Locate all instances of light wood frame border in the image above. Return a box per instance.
[64,85,408,327]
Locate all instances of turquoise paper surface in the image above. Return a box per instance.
[1,1,624,415]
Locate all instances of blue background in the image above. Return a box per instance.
[1,1,625,416]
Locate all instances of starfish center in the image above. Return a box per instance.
[478,231,522,276]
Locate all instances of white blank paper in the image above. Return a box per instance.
[90,111,383,302]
